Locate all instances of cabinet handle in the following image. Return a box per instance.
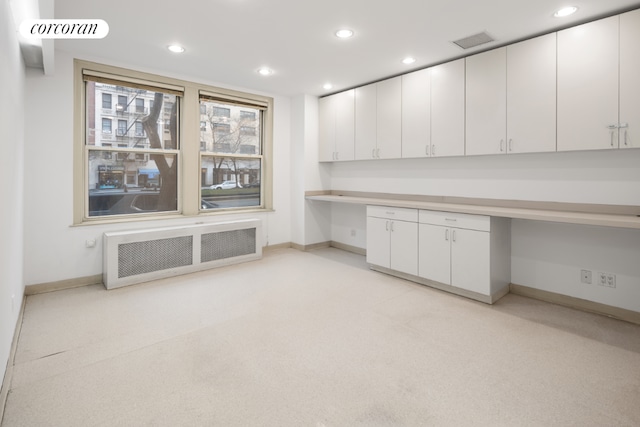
[620,123,629,146]
[445,218,457,222]
[607,125,617,148]
[500,139,504,152]
[432,145,435,156]
[624,129,628,146]
[445,229,449,241]
[335,152,339,160]
[372,148,376,158]
[426,145,429,156]
[377,148,381,158]
[390,221,395,232]
[508,139,513,152]
[452,230,457,242]
[385,221,389,231]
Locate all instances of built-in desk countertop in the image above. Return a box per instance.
[305,191,640,230]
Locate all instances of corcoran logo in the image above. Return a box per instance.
[19,19,109,39]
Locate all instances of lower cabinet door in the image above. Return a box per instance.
[418,224,451,285]
[390,220,418,276]
[366,217,390,268]
[450,228,490,294]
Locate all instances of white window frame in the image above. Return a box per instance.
[73,59,273,225]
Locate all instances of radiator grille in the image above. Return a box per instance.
[104,219,262,289]
[118,236,193,278]
[201,229,256,263]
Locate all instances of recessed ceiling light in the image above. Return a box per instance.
[167,44,185,53]
[554,6,578,17]
[402,57,416,65]
[323,83,333,90]
[257,67,273,76]
[335,29,354,39]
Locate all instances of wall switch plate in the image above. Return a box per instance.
[580,269,592,284]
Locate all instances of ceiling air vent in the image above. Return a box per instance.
[453,32,494,49]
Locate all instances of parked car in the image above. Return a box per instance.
[245,180,260,188]
[209,181,241,190]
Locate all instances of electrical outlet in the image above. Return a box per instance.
[350,229,356,237]
[597,272,616,288]
[580,269,592,284]
[606,273,616,288]
[598,272,607,287]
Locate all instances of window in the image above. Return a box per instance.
[75,60,273,224]
[117,95,127,112]
[213,123,230,134]
[240,110,256,121]
[240,126,256,136]
[117,120,127,136]
[212,106,230,118]
[102,93,112,109]
[83,75,180,218]
[199,98,264,210]
[102,118,112,134]
[135,121,145,137]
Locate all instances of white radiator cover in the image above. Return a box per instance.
[103,219,262,289]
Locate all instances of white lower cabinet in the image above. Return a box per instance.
[418,211,510,301]
[366,206,510,304]
[366,206,418,276]
[420,224,491,295]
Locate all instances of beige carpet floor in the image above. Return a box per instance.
[2,247,640,426]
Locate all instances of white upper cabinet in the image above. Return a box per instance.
[401,68,431,158]
[376,76,402,159]
[355,83,378,159]
[465,47,507,156]
[318,95,335,162]
[620,9,640,150]
[557,16,619,151]
[334,90,355,160]
[430,59,465,157]
[318,90,354,162]
[506,33,557,154]
[355,78,402,160]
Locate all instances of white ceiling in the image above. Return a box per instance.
[52,0,640,96]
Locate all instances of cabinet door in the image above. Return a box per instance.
[377,77,402,159]
[402,68,431,158]
[318,95,336,162]
[507,33,557,154]
[355,83,377,159]
[366,217,390,268]
[334,90,355,160]
[620,9,640,150]
[558,16,619,151]
[431,59,465,157]
[466,47,507,156]
[390,220,418,276]
[418,224,451,285]
[450,228,490,295]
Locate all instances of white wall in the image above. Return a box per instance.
[317,149,640,312]
[0,0,26,388]
[290,95,331,247]
[330,150,640,205]
[23,49,292,286]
